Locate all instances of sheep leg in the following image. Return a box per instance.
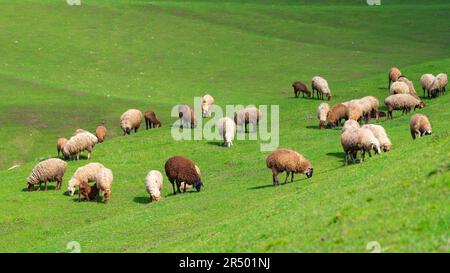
[361,150,365,162]
[170,180,176,195]
[78,191,81,202]
[183,182,187,193]
[291,172,294,182]
[284,172,289,184]
[344,152,348,166]
[37,182,41,191]
[176,180,182,194]
[272,169,279,186]
[88,151,91,160]
[368,150,372,158]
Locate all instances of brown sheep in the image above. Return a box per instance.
[95,123,107,143]
[292,81,311,98]
[144,111,162,129]
[266,148,313,186]
[78,181,99,202]
[388,67,402,89]
[164,156,202,194]
[326,104,348,127]
[410,114,432,140]
[57,138,67,158]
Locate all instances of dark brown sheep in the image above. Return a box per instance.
[326,104,348,127]
[95,123,107,143]
[164,156,202,194]
[144,111,162,129]
[292,81,311,98]
[78,182,99,202]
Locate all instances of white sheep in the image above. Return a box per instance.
[201,94,214,117]
[120,109,143,135]
[420,74,435,98]
[362,96,380,120]
[217,117,236,147]
[397,76,417,95]
[390,81,410,95]
[317,102,330,129]
[234,107,261,133]
[27,158,67,191]
[95,167,113,202]
[342,119,360,133]
[67,162,104,197]
[362,124,392,152]
[145,170,163,201]
[435,73,448,94]
[178,104,197,128]
[384,94,424,119]
[311,76,332,100]
[357,128,381,162]
[341,127,360,165]
[63,131,98,160]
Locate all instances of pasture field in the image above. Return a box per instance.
[0,0,449,252]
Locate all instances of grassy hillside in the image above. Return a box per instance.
[0,0,448,252]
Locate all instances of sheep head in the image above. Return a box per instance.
[151,192,161,202]
[305,167,314,178]
[194,179,203,192]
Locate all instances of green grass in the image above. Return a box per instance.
[0,0,449,252]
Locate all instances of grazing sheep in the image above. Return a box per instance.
[435,73,448,94]
[78,181,99,202]
[341,127,360,165]
[67,162,104,197]
[311,76,332,100]
[95,123,107,143]
[178,104,197,128]
[180,165,200,191]
[410,114,432,140]
[388,67,402,89]
[144,111,162,129]
[357,128,381,162]
[27,158,67,191]
[266,148,313,186]
[201,94,215,117]
[217,117,236,147]
[346,103,363,123]
[120,109,143,135]
[384,94,425,119]
[164,156,202,194]
[57,138,67,158]
[63,131,98,160]
[292,81,312,98]
[234,107,262,133]
[362,96,380,121]
[397,76,418,96]
[326,103,348,128]
[420,74,436,98]
[95,167,113,202]
[390,81,410,95]
[73,128,85,136]
[317,103,330,129]
[145,170,163,201]
[342,119,360,133]
[362,124,392,152]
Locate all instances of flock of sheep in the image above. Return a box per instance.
[25,67,447,201]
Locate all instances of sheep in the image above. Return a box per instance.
[342,119,360,133]
[78,181,99,202]
[234,107,262,133]
[95,122,107,143]
[362,96,380,121]
[292,81,312,98]
[180,165,200,191]
[362,124,392,152]
[409,114,432,140]
[357,128,381,162]
[435,73,448,95]
[317,103,330,129]
[63,131,98,160]
[178,104,197,128]
[397,76,418,96]
[120,109,143,135]
[27,158,67,191]
[57,137,67,158]
[311,76,332,100]
[420,74,436,98]
[145,170,163,201]
[144,111,162,129]
[67,162,104,197]
[326,103,348,127]
[390,81,410,95]
[95,167,113,202]
[341,127,360,165]
[266,148,313,186]
[346,103,363,123]
[164,156,202,194]
[73,128,85,136]
[217,117,236,147]
[388,67,402,89]
[384,94,425,119]
[201,94,215,117]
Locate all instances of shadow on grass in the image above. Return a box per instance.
[206,141,223,147]
[326,152,345,158]
[133,196,151,204]
[248,177,309,190]
[21,185,58,192]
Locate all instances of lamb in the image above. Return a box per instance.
[357,128,381,162]
[63,131,98,160]
[292,81,312,98]
[144,111,162,129]
[409,114,432,140]
[326,103,348,127]
[178,104,197,128]
[435,73,448,95]
[311,76,332,100]
[145,170,163,201]
[201,94,215,117]
[78,181,99,202]
[388,67,402,89]
[362,124,392,152]
[27,158,67,191]
[95,167,113,202]
[342,119,360,133]
[420,74,436,98]
[164,156,203,194]
[57,137,67,158]
[234,107,262,133]
[384,94,425,119]
[317,103,330,129]
[120,109,143,135]
[67,162,104,197]
[217,117,236,147]
[95,122,107,143]
[266,148,313,186]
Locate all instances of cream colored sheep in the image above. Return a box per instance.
[234,107,262,133]
[357,128,381,162]
[57,138,67,158]
[145,170,163,201]
[388,67,402,89]
[67,162,104,197]
[120,109,143,135]
[397,76,417,95]
[311,76,332,100]
[201,94,214,117]
[342,119,360,133]
[27,158,67,191]
[341,127,360,165]
[63,131,98,160]
[362,96,380,121]
[410,114,432,140]
[384,94,424,119]
[217,117,236,147]
[390,81,410,95]
[346,102,364,122]
[420,74,435,98]
[266,148,313,185]
[73,128,85,136]
[96,167,113,202]
[436,73,448,94]
[362,124,392,152]
[317,103,330,129]
[178,104,197,128]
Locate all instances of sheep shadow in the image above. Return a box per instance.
[133,196,151,204]
[326,152,345,158]
[64,155,89,161]
[248,178,309,190]
[21,185,57,192]
[206,141,223,147]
